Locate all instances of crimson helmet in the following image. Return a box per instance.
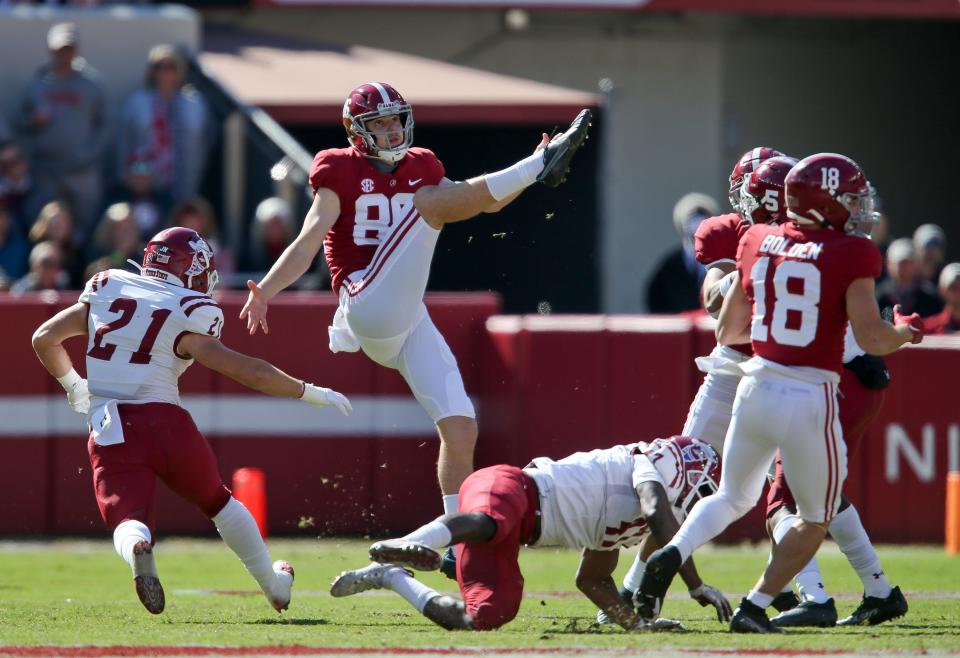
[739,156,798,226]
[728,147,785,212]
[642,436,721,517]
[785,153,877,235]
[342,82,414,164]
[141,227,219,294]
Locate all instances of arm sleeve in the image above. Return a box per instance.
[182,299,224,339]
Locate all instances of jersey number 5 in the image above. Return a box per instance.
[88,297,172,364]
[750,257,821,347]
[353,193,415,246]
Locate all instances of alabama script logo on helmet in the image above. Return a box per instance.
[342,82,415,164]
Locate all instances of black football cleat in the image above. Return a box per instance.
[439,546,458,580]
[771,598,837,627]
[771,590,802,613]
[636,546,682,620]
[537,109,592,188]
[730,598,784,634]
[838,586,908,626]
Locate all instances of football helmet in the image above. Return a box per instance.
[642,436,721,517]
[785,153,877,236]
[739,156,799,226]
[728,147,785,212]
[141,226,219,294]
[342,82,414,164]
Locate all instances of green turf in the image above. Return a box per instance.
[0,538,957,651]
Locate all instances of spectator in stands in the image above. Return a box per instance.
[645,192,716,313]
[249,197,294,271]
[920,263,960,335]
[0,115,10,145]
[83,202,143,280]
[0,141,53,237]
[168,196,234,283]
[117,44,209,208]
[10,240,69,293]
[875,237,942,317]
[14,23,107,248]
[29,201,82,288]
[913,223,947,286]
[0,203,30,289]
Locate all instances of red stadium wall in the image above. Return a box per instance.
[1,293,957,542]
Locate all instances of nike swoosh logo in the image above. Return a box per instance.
[408,178,423,185]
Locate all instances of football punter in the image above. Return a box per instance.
[240,82,591,576]
[330,436,731,632]
[32,227,351,614]
[635,153,922,633]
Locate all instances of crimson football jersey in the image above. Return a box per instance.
[737,222,881,374]
[694,213,749,268]
[694,212,752,355]
[309,147,445,294]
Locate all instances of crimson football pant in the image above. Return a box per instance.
[456,465,539,630]
[88,403,231,534]
[670,370,845,561]
[766,367,884,517]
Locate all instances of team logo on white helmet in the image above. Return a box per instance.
[642,436,721,518]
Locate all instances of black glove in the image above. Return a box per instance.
[843,353,891,390]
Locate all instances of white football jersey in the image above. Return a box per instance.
[79,269,224,406]
[524,443,680,552]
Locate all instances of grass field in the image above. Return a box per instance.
[0,539,958,656]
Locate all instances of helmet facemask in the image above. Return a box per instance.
[840,185,879,238]
[350,104,414,164]
[677,445,721,516]
[184,236,218,293]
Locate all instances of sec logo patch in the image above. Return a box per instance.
[361,178,375,193]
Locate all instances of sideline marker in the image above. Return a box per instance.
[233,467,268,538]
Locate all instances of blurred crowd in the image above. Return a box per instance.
[0,23,301,295]
[647,192,960,336]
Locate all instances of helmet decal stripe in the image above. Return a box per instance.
[370,81,391,105]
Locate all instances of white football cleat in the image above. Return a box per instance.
[330,563,409,598]
[268,559,295,612]
[131,540,164,614]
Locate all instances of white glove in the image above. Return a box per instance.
[300,383,352,416]
[57,369,90,415]
[689,583,733,622]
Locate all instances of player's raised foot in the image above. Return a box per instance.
[771,589,802,613]
[636,546,681,620]
[536,108,592,188]
[369,539,443,572]
[770,598,837,628]
[837,586,908,626]
[267,560,295,612]
[439,546,457,580]
[330,563,411,598]
[730,598,784,634]
[596,587,635,624]
[131,540,164,614]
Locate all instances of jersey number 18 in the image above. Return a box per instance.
[750,258,821,348]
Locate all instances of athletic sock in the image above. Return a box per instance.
[212,497,278,597]
[484,152,545,201]
[113,520,153,574]
[622,554,646,592]
[384,566,440,613]
[402,520,453,550]
[669,492,742,562]
[746,589,774,609]
[773,513,829,603]
[442,494,459,515]
[829,505,893,599]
